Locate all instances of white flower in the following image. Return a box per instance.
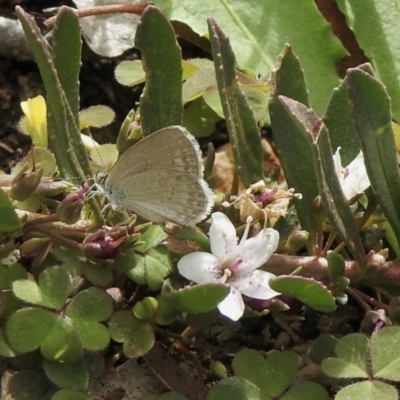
[177,212,280,321]
[333,148,370,200]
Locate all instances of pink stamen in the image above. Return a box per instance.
[255,187,278,206]
[229,259,242,272]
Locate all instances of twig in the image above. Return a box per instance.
[44,3,150,28]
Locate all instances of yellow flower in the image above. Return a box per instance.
[20,95,48,147]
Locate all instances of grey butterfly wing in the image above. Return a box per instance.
[104,126,214,225]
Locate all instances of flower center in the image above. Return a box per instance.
[342,167,350,179]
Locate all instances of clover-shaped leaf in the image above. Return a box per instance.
[321,333,369,378]
[129,246,173,290]
[108,310,155,358]
[370,326,400,380]
[12,266,72,310]
[65,287,113,351]
[44,358,88,391]
[135,225,168,253]
[335,380,398,400]
[233,349,298,398]
[6,307,83,362]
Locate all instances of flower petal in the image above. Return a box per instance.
[340,151,370,200]
[333,147,343,178]
[177,252,220,284]
[232,270,280,300]
[236,228,279,274]
[217,288,245,321]
[209,212,238,264]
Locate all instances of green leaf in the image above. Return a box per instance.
[327,251,346,278]
[134,6,182,135]
[79,105,115,129]
[154,0,346,114]
[6,307,83,363]
[208,18,264,187]
[0,327,16,357]
[43,358,88,391]
[8,370,55,400]
[129,246,173,291]
[115,60,146,86]
[52,7,81,127]
[347,68,400,246]
[0,263,27,289]
[269,46,318,238]
[278,95,365,262]
[337,0,400,122]
[309,334,338,365]
[233,349,298,397]
[12,266,72,309]
[370,326,400,380]
[65,288,113,351]
[207,377,261,400]
[269,276,336,312]
[108,310,155,358]
[15,7,88,180]
[163,283,229,314]
[6,307,57,353]
[281,382,329,400]
[335,380,398,400]
[323,75,361,166]
[154,295,180,325]
[133,297,158,321]
[0,187,20,232]
[40,315,83,363]
[321,333,369,379]
[183,97,221,138]
[81,261,113,287]
[135,225,168,253]
[182,67,217,104]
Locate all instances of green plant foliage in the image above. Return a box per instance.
[207,348,329,399]
[129,245,173,290]
[162,283,230,314]
[0,187,20,232]
[7,2,400,399]
[8,370,56,400]
[347,67,400,246]
[79,105,115,129]
[64,288,113,351]
[154,0,346,114]
[322,327,400,398]
[114,60,146,86]
[15,7,89,181]
[43,358,88,391]
[12,266,72,309]
[269,46,318,239]
[108,310,155,358]
[208,18,264,187]
[134,5,183,135]
[269,276,336,312]
[337,0,400,122]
